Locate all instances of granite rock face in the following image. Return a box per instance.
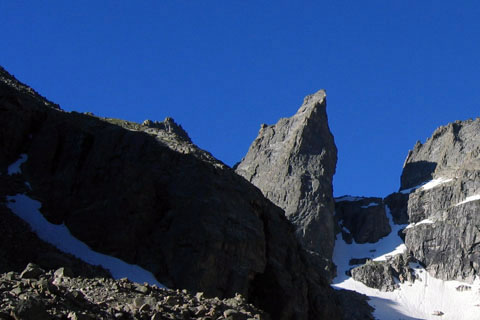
[401,120,480,190]
[236,90,337,271]
[350,253,417,292]
[335,197,391,244]
[0,66,348,320]
[401,119,480,281]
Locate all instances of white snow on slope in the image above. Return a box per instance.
[7,153,28,175]
[400,186,418,194]
[5,154,163,287]
[399,177,453,194]
[6,194,164,287]
[405,219,435,230]
[332,207,480,320]
[456,194,480,207]
[421,178,453,191]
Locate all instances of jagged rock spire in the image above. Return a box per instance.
[236,89,338,271]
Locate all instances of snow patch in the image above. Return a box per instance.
[332,206,480,320]
[7,154,28,175]
[6,194,164,288]
[399,177,453,194]
[342,226,351,234]
[405,219,435,230]
[400,186,418,194]
[420,178,453,191]
[373,243,407,262]
[455,194,480,206]
[361,202,379,209]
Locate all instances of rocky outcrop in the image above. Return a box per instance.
[0,67,348,319]
[335,197,391,243]
[401,119,480,281]
[350,254,417,292]
[0,264,266,320]
[405,194,480,281]
[235,90,337,273]
[383,192,409,225]
[401,120,480,190]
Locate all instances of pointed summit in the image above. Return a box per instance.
[236,90,337,275]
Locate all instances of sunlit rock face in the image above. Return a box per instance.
[236,90,338,278]
[400,119,480,281]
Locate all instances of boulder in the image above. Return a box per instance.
[350,253,416,292]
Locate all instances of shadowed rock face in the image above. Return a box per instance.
[400,119,480,281]
[335,197,391,244]
[235,90,337,273]
[383,192,409,225]
[0,66,347,320]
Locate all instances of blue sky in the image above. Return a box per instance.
[2,1,480,197]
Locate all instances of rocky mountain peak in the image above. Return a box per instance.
[299,89,326,111]
[0,66,360,319]
[401,118,480,190]
[397,117,480,282]
[236,89,337,276]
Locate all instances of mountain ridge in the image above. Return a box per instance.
[0,66,368,319]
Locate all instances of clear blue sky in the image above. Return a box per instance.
[2,1,480,197]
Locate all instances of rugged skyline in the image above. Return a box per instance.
[2,2,480,197]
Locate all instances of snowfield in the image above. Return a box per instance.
[405,219,435,230]
[7,153,28,175]
[332,207,480,320]
[5,155,164,287]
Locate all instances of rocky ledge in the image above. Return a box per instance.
[1,263,265,320]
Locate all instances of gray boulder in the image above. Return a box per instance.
[235,90,337,271]
[351,253,416,292]
[351,260,398,292]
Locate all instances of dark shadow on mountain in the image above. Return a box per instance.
[400,161,437,190]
